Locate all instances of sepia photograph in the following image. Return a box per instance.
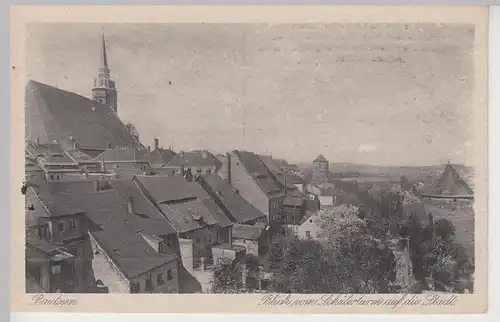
[11,5,488,314]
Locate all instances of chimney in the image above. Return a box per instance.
[227,152,232,184]
[153,138,159,151]
[73,141,79,149]
[201,150,208,159]
[100,158,106,173]
[35,137,40,145]
[127,197,134,215]
[147,145,151,152]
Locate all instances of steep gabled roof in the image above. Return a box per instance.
[258,155,300,191]
[144,148,178,166]
[65,189,178,279]
[313,154,328,163]
[135,175,232,231]
[26,141,78,166]
[200,174,266,224]
[25,80,143,151]
[423,163,474,197]
[34,180,100,195]
[135,175,208,203]
[167,150,222,169]
[233,151,282,196]
[110,180,176,236]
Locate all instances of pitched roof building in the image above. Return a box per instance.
[25,36,143,157]
[199,174,267,224]
[422,163,474,199]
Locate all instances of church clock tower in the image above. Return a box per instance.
[92,34,118,113]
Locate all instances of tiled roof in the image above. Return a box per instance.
[35,180,100,195]
[298,211,319,225]
[200,198,233,228]
[233,151,282,196]
[283,196,304,207]
[65,190,177,279]
[26,142,77,166]
[135,175,208,203]
[159,199,226,233]
[110,180,177,236]
[423,164,474,197]
[200,174,266,224]
[25,156,43,172]
[33,191,86,217]
[167,150,222,169]
[25,80,143,151]
[65,149,97,163]
[135,175,232,231]
[94,148,147,162]
[313,154,328,163]
[144,148,177,166]
[258,155,297,190]
[231,224,264,240]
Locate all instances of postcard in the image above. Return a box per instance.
[10,5,488,314]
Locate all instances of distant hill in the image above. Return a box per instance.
[298,162,474,188]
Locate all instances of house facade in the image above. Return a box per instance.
[221,151,285,239]
[25,188,93,293]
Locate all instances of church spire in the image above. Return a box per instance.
[100,33,109,70]
[92,33,118,113]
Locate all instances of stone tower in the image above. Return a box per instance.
[92,34,118,113]
[312,154,329,184]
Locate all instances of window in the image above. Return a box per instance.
[195,238,200,243]
[130,281,140,293]
[50,174,54,180]
[309,219,313,223]
[167,269,173,281]
[51,263,62,275]
[305,231,311,239]
[157,273,165,285]
[145,277,153,292]
[208,234,212,243]
[58,221,65,233]
[69,219,76,230]
[37,226,49,239]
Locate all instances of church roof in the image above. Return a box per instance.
[423,163,474,198]
[25,80,143,151]
[313,154,328,163]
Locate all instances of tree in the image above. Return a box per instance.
[208,259,242,293]
[265,235,288,270]
[407,217,473,290]
[267,235,329,293]
[317,205,396,293]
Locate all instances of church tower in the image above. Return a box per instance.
[92,34,118,113]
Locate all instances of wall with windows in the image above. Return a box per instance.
[48,214,87,244]
[129,260,179,294]
[89,233,180,294]
[182,225,229,267]
[228,152,272,218]
[296,214,322,240]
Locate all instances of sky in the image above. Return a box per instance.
[26,23,475,166]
